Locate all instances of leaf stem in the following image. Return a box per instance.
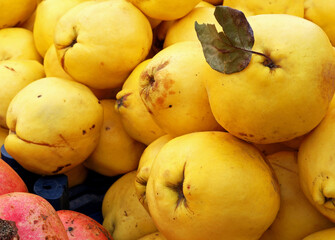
[248,50,279,69]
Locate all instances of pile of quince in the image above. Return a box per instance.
[1,0,335,239]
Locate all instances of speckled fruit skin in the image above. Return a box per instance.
[0,192,68,240]
[57,210,113,240]
[0,159,27,195]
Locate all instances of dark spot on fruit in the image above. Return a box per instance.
[59,134,74,150]
[116,93,132,109]
[163,79,174,91]
[68,227,73,232]
[40,214,48,220]
[168,105,172,108]
[238,132,248,137]
[124,211,128,216]
[4,65,15,72]
[149,75,155,86]
[98,100,101,104]
[37,95,42,98]
[60,54,65,69]
[52,163,71,174]
[156,97,165,105]
[69,37,77,48]
[105,127,110,131]
[90,124,95,130]
[82,130,86,135]
[42,224,48,231]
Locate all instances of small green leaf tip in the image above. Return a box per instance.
[195,6,254,74]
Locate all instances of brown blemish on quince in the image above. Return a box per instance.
[52,163,71,174]
[321,62,335,101]
[3,65,15,72]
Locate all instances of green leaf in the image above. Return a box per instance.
[195,6,254,74]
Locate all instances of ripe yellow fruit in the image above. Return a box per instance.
[0,127,8,147]
[252,142,295,156]
[116,59,166,146]
[127,0,202,21]
[0,28,42,63]
[139,41,223,136]
[54,0,153,89]
[102,171,157,240]
[0,0,37,29]
[0,60,45,128]
[298,98,335,222]
[196,1,214,7]
[164,7,219,48]
[153,2,213,49]
[44,44,117,100]
[18,10,36,32]
[138,232,167,240]
[204,0,222,5]
[135,134,174,212]
[33,0,89,57]
[206,14,335,144]
[304,0,335,46]
[84,99,146,177]
[146,131,280,240]
[260,151,334,240]
[223,0,304,17]
[63,164,88,188]
[5,77,103,175]
[303,227,335,240]
[44,44,73,81]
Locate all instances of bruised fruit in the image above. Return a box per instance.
[116,59,166,146]
[139,41,223,137]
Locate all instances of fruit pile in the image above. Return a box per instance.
[1,0,335,239]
